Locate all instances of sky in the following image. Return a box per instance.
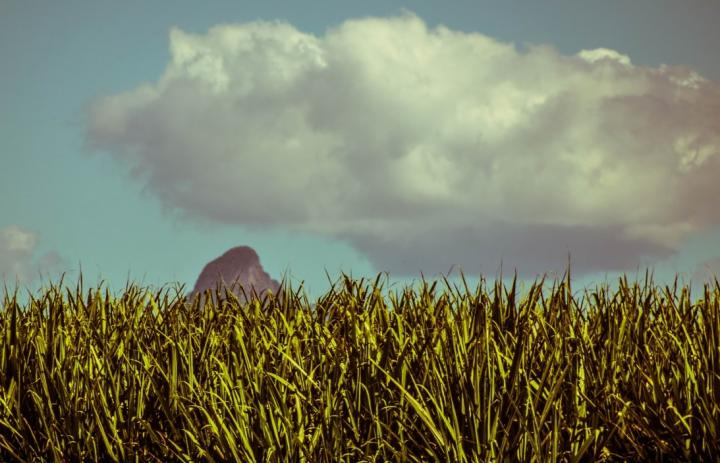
[2,0,720,301]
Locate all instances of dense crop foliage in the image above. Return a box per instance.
[1,272,719,462]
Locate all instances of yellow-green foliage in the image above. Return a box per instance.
[0,272,719,462]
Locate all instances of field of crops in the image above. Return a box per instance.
[1,272,718,462]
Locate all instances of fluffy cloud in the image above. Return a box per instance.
[86,13,720,278]
[0,225,65,285]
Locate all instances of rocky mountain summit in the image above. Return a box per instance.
[188,246,281,304]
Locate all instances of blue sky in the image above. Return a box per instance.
[2,1,720,301]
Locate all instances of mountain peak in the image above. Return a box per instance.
[188,246,279,304]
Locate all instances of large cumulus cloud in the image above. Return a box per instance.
[86,13,720,278]
[0,225,65,285]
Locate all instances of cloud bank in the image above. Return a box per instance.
[0,225,65,285]
[87,13,720,277]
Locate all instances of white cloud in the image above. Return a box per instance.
[86,13,720,278]
[0,225,65,285]
[577,48,632,66]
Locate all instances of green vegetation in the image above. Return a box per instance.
[1,272,719,462]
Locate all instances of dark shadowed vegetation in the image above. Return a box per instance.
[1,271,719,462]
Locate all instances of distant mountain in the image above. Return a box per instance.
[187,246,280,304]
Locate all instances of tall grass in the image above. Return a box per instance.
[0,271,718,461]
